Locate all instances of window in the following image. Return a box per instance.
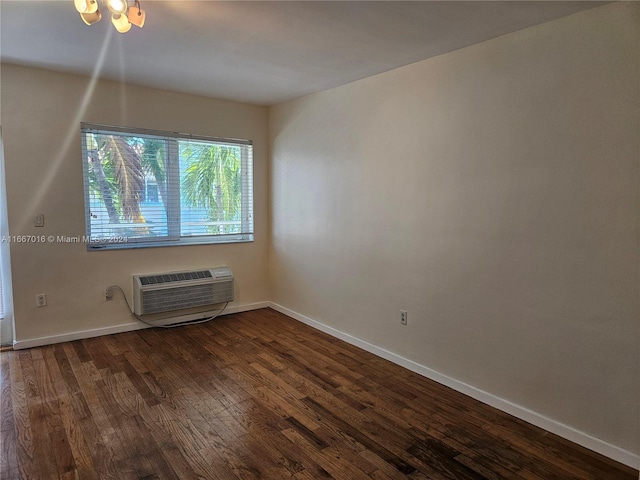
[81,123,253,250]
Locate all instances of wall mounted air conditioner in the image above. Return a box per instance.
[132,267,233,316]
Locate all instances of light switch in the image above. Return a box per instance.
[34,214,44,227]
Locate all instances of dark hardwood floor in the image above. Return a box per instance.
[1,308,637,479]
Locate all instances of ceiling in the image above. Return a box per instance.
[1,1,605,106]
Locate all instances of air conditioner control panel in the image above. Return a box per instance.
[212,266,233,278]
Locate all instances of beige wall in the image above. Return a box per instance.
[1,64,269,343]
[269,3,639,456]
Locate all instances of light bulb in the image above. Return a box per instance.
[112,13,132,33]
[74,0,98,14]
[106,0,128,15]
[74,0,88,13]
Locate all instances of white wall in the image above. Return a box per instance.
[269,3,639,458]
[1,64,269,345]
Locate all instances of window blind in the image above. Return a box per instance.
[81,123,253,250]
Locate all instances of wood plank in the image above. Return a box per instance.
[0,352,19,479]
[0,308,636,480]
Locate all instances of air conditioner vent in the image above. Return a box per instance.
[133,267,233,316]
[139,270,212,286]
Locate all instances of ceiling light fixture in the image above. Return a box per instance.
[74,0,145,33]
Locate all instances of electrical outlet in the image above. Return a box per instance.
[36,293,47,307]
[105,287,113,300]
[400,310,408,325]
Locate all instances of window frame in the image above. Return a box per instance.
[81,123,254,251]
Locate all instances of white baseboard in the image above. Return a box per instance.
[269,302,639,471]
[11,301,270,350]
